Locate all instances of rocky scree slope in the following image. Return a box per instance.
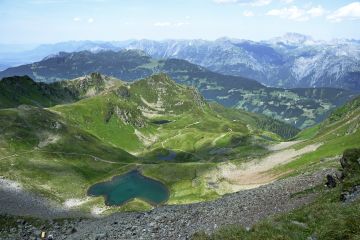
[0,169,336,240]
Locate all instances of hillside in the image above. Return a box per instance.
[0,51,356,129]
[0,76,76,108]
[51,73,296,156]
[0,105,139,208]
[268,95,360,178]
[0,73,301,217]
[1,0,359,238]
[297,95,360,147]
[193,149,360,240]
[191,96,360,240]
[0,76,358,240]
[1,80,358,239]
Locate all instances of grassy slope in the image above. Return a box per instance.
[272,96,360,176]
[210,102,299,140]
[0,76,76,108]
[0,106,139,204]
[193,148,360,240]
[52,93,145,152]
[5,73,349,214]
[52,74,281,160]
[193,97,360,240]
[1,74,292,212]
[191,97,360,240]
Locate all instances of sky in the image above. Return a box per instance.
[0,0,359,44]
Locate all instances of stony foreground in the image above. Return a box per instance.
[0,168,335,240]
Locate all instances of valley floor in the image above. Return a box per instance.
[0,168,336,240]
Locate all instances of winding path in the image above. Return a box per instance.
[160,121,202,159]
[0,149,122,164]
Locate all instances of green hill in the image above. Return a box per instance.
[52,73,296,158]
[0,76,76,108]
[0,73,123,109]
[0,50,356,129]
[0,73,299,211]
[0,72,357,215]
[0,104,138,204]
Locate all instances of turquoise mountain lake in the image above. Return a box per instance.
[87,170,169,206]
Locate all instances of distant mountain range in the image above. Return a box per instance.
[125,33,360,91]
[1,33,359,90]
[0,50,356,129]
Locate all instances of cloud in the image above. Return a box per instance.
[154,21,189,27]
[154,22,172,27]
[267,6,307,21]
[30,0,68,4]
[267,5,325,21]
[213,0,238,3]
[327,2,360,22]
[213,0,272,7]
[280,0,293,4]
[213,0,295,7]
[175,22,190,27]
[243,10,255,17]
[307,5,325,17]
[251,0,272,6]
[73,17,96,23]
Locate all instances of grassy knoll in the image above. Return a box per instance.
[52,94,146,152]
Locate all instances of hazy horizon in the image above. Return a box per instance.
[1,0,359,44]
[1,32,359,47]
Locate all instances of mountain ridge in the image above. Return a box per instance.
[1,33,359,90]
[0,50,356,129]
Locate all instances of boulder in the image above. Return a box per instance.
[339,148,360,201]
[325,174,337,188]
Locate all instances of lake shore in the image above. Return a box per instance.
[0,168,336,240]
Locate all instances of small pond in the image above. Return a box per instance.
[87,170,169,206]
[157,150,177,161]
[152,120,172,125]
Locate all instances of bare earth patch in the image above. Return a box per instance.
[205,141,322,193]
[64,197,91,209]
[267,140,303,151]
